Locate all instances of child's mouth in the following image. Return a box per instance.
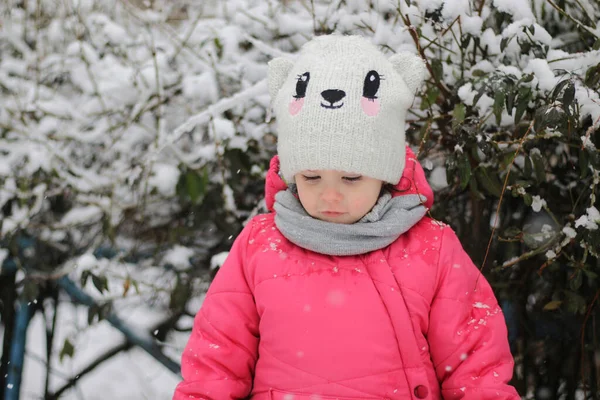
[322,211,345,216]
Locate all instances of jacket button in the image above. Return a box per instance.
[414,385,429,399]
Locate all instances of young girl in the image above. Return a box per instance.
[173,35,519,400]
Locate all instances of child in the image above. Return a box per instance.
[173,35,519,400]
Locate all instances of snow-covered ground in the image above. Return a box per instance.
[15,301,188,399]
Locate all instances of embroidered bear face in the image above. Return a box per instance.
[289,69,383,116]
[267,35,427,185]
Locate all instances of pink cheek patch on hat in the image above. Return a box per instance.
[361,97,380,116]
[289,98,305,116]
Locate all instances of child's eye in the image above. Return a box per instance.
[302,175,320,181]
[343,176,362,182]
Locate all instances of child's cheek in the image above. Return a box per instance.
[350,198,367,212]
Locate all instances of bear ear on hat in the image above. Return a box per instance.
[268,57,294,102]
[389,52,428,95]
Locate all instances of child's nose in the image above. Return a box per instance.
[321,187,343,202]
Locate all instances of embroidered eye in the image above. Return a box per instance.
[363,70,381,99]
[294,72,310,99]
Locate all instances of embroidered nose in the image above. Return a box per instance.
[321,89,346,107]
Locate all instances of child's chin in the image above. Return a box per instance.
[317,214,358,224]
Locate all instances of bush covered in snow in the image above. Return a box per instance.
[1,0,599,398]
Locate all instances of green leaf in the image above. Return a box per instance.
[504,226,522,237]
[59,338,75,362]
[88,304,99,324]
[570,270,583,291]
[493,90,505,125]
[564,291,587,314]
[431,59,444,82]
[580,149,590,178]
[582,268,597,282]
[452,104,466,128]
[543,300,562,311]
[472,69,485,77]
[99,302,112,321]
[457,154,471,190]
[473,86,486,105]
[524,193,533,206]
[550,79,569,102]
[593,38,600,51]
[515,94,530,124]
[185,171,203,205]
[520,74,534,83]
[421,86,440,109]
[505,90,515,116]
[475,167,503,197]
[461,35,471,49]
[213,37,223,59]
[80,270,91,287]
[169,275,191,313]
[91,273,109,294]
[500,37,509,52]
[532,153,546,183]
[524,156,533,178]
[132,280,141,295]
[584,63,600,88]
[562,82,575,109]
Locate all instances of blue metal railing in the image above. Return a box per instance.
[1,253,181,399]
[4,300,33,400]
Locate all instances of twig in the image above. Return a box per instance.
[477,121,534,284]
[580,288,600,399]
[546,0,598,38]
[399,12,452,99]
[146,78,268,164]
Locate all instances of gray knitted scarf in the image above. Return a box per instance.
[273,190,427,256]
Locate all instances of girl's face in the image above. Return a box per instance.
[294,170,384,224]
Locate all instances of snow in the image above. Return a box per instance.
[0,0,597,398]
[77,253,99,270]
[562,226,577,239]
[575,207,600,230]
[493,0,534,20]
[148,163,181,197]
[182,71,219,104]
[461,15,483,35]
[163,245,195,271]
[0,248,8,266]
[429,166,449,191]
[581,135,596,150]
[524,59,559,92]
[531,195,547,212]
[545,250,557,259]
[20,302,181,400]
[60,206,104,227]
[210,251,230,270]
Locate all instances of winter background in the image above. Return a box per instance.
[1,0,599,399]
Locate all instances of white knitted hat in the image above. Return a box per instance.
[268,34,427,184]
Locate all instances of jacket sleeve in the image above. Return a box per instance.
[173,222,259,400]
[428,227,520,399]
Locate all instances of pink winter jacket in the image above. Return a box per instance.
[174,147,520,400]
